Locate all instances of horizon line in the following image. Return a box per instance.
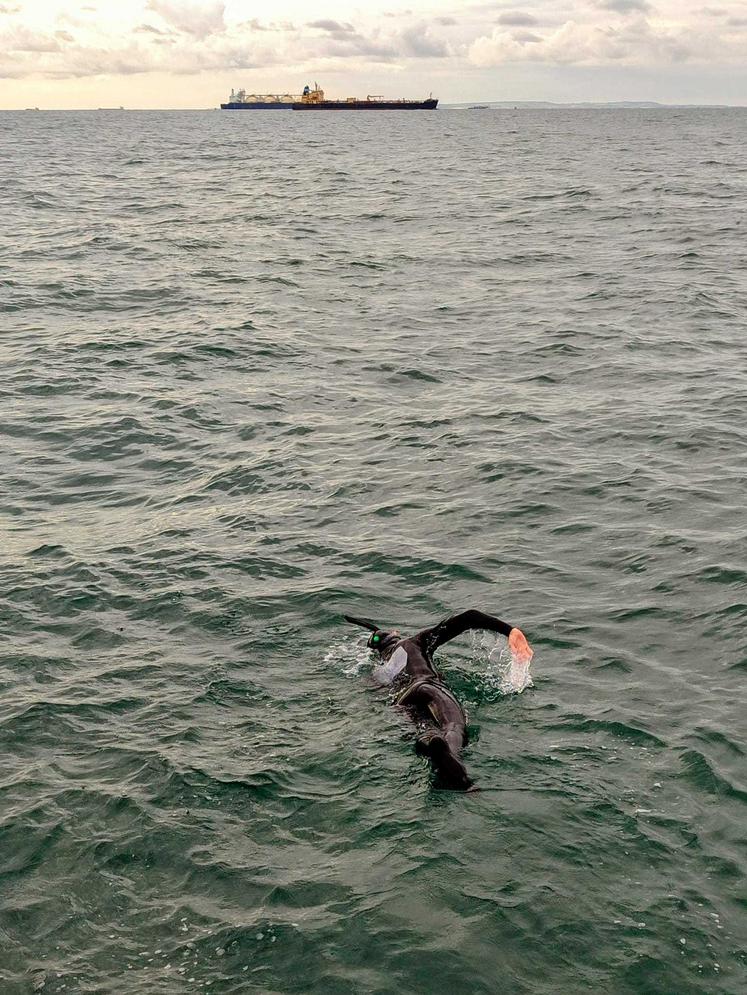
[3,102,746,111]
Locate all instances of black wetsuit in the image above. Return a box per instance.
[344,610,514,791]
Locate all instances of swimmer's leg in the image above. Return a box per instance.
[406,684,475,791]
[416,729,475,791]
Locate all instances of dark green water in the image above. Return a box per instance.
[1,108,746,994]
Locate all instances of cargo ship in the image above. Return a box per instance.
[220,83,438,111]
[292,83,437,110]
[220,88,298,109]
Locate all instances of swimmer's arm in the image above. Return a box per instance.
[417,610,531,657]
[343,614,379,633]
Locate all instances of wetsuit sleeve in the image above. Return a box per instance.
[416,610,513,654]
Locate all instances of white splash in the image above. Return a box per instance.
[324,635,372,677]
[472,631,534,695]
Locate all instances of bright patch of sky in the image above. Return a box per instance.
[1,1,746,107]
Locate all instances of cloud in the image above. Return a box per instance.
[296,21,398,61]
[134,24,170,36]
[3,26,61,52]
[146,1,225,40]
[497,12,538,26]
[470,15,695,66]
[2,2,747,84]
[240,19,296,33]
[307,20,355,35]
[0,13,409,79]
[315,35,398,61]
[596,0,652,12]
[400,22,449,57]
[15,37,273,80]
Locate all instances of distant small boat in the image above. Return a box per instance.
[97,106,125,110]
[468,105,490,110]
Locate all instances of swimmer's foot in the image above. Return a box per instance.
[418,733,474,792]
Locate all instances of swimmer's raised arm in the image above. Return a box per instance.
[417,610,532,661]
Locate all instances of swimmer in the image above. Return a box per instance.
[344,610,533,792]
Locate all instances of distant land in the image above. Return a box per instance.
[445,101,737,109]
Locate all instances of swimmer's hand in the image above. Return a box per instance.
[508,628,533,664]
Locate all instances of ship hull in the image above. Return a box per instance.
[220,102,294,109]
[292,99,438,111]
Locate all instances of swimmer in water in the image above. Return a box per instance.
[344,610,533,792]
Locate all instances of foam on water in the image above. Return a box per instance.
[324,635,372,677]
[470,630,535,694]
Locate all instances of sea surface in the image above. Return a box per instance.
[1,106,746,994]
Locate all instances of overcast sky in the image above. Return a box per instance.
[2,1,746,108]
